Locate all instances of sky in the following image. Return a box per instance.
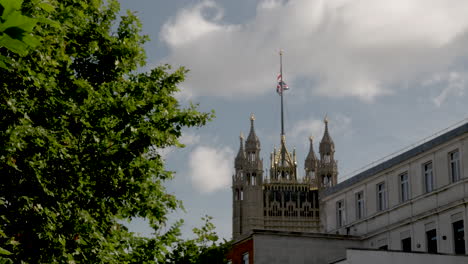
[118,0,468,240]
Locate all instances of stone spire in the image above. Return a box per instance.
[245,113,260,151]
[319,116,335,157]
[305,136,318,184]
[235,132,245,169]
[305,136,317,167]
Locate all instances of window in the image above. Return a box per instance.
[355,191,364,220]
[240,190,244,201]
[307,170,315,179]
[336,200,345,227]
[449,150,461,183]
[401,237,411,252]
[242,252,249,264]
[251,173,256,186]
[453,220,466,254]
[423,162,434,193]
[378,245,388,250]
[400,172,409,202]
[376,182,386,211]
[426,229,437,253]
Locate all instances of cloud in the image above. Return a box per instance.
[289,114,352,143]
[154,132,201,160]
[160,0,468,101]
[424,71,467,107]
[188,145,234,193]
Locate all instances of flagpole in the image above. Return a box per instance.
[280,50,284,137]
[279,50,285,174]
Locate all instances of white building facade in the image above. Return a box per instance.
[321,122,468,255]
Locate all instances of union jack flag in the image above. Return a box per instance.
[276,74,289,95]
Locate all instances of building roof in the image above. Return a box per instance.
[322,121,468,198]
[232,229,361,244]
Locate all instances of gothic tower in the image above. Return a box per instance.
[304,136,318,188]
[232,114,263,240]
[318,117,338,188]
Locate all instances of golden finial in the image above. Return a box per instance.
[250,113,255,121]
[309,136,314,142]
[240,132,244,140]
[324,114,329,124]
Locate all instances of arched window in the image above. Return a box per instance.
[249,152,255,162]
[240,189,244,200]
[235,189,239,200]
[323,175,328,187]
[246,173,250,185]
[251,173,256,186]
[324,154,331,163]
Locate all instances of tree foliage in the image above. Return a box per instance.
[167,216,231,264]
[0,0,220,263]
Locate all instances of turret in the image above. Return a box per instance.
[232,114,264,240]
[318,117,338,188]
[319,117,335,162]
[235,133,245,170]
[304,136,318,185]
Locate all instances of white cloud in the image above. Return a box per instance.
[188,145,234,194]
[289,114,352,143]
[160,0,468,101]
[154,132,201,160]
[289,118,323,140]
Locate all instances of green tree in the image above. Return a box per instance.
[0,0,217,263]
[167,216,231,264]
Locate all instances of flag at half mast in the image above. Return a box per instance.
[276,74,289,95]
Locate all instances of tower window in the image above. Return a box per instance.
[235,189,239,200]
[240,190,243,200]
[307,170,315,179]
[324,154,331,163]
[251,173,256,186]
[449,150,460,183]
[246,173,250,185]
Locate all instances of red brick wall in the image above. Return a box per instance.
[226,238,253,264]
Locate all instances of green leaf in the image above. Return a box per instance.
[38,2,55,12]
[0,247,11,255]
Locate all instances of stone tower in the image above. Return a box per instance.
[232,114,263,240]
[304,136,318,188]
[318,117,338,188]
[232,114,337,240]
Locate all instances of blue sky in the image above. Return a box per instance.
[118,0,468,240]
